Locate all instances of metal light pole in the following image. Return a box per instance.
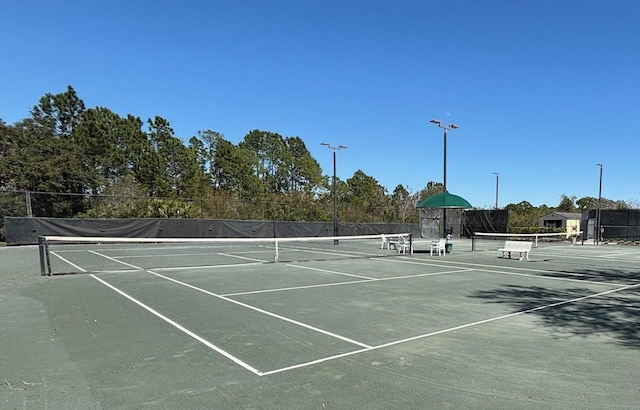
[430,119,459,237]
[321,143,347,244]
[596,163,603,244]
[493,172,499,209]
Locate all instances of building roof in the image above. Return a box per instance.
[538,212,582,220]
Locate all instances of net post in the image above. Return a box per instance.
[409,233,413,255]
[38,236,45,276]
[38,236,51,276]
[275,239,279,263]
[471,235,476,252]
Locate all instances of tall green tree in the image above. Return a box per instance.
[417,181,444,201]
[30,85,86,139]
[212,137,261,198]
[557,194,577,212]
[576,196,598,210]
[3,87,94,216]
[391,184,418,223]
[73,107,153,194]
[147,116,208,198]
[0,120,19,190]
[30,86,92,195]
[345,170,388,222]
[283,136,323,193]
[194,130,225,172]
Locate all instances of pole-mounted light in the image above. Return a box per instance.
[493,172,499,209]
[430,119,459,237]
[596,163,603,244]
[321,143,347,244]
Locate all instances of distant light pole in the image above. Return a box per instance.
[321,142,347,244]
[430,119,459,237]
[596,163,603,244]
[493,172,499,209]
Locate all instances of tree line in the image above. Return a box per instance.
[0,86,632,232]
[0,86,440,225]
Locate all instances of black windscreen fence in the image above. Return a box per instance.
[4,217,421,245]
[462,210,509,237]
[582,209,640,241]
[600,210,640,241]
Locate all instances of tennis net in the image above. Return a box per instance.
[38,233,412,276]
[471,232,576,252]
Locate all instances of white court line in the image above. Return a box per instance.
[87,250,370,372]
[89,274,263,376]
[113,250,275,259]
[290,264,376,280]
[533,250,640,263]
[260,281,640,376]
[144,270,372,349]
[50,251,87,273]
[216,253,269,263]
[473,268,627,287]
[223,268,472,297]
[89,250,141,270]
[277,244,381,258]
[388,256,632,286]
[89,249,371,348]
[92,248,267,270]
[76,247,639,377]
[59,251,263,375]
[152,262,264,271]
[394,253,629,286]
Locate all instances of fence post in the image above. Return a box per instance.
[26,191,33,217]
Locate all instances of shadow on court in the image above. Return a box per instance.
[471,267,640,349]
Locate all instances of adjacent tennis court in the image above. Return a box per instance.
[2,237,639,409]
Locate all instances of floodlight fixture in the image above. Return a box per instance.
[321,142,347,151]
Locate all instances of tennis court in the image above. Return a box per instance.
[2,237,639,409]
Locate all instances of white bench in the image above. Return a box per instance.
[381,235,412,254]
[498,240,532,260]
[381,235,394,250]
[381,235,401,250]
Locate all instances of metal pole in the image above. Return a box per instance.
[442,128,447,237]
[332,150,338,245]
[321,143,347,245]
[493,172,499,209]
[596,163,603,244]
[430,120,458,237]
[26,191,33,218]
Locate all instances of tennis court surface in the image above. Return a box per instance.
[2,237,639,409]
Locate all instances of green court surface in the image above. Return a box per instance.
[1,239,639,409]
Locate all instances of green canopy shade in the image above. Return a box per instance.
[416,192,472,209]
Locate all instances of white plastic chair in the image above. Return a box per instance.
[430,238,446,256]
[397,236,411,254]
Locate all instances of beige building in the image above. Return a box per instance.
[538,212,582,237]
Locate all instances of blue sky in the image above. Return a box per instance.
[2,0,638,208]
